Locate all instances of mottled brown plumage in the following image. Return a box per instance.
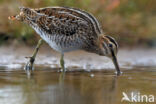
[9,6,121,74]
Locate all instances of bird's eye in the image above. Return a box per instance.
[108,44,113,48]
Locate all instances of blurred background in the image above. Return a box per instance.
[0,0,156,47]
[0,1,156,104]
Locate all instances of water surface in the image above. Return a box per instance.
[0,47,156,104]
[0,66,156,104]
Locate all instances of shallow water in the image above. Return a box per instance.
[0,46,156,104]
[0,66,156,104]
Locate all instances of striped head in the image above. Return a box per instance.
[98,35,120,74]
[98,35,118,56]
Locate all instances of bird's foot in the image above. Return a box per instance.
[58,68,66,73]
[24,56,35,71]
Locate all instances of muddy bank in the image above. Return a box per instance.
[0,45,156,71]
[0,45,156,104]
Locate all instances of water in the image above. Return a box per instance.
[0,66,155,104]
[0,46,156,104]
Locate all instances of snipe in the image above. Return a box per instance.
[9,7,121,75]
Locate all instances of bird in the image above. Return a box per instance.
[9,6,121,75]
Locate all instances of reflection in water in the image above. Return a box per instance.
[0,67,156,104]
[59,71,66,85]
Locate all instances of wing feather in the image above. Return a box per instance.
[34,7,102,36]
[35,11,90,37]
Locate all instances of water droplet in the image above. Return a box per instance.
[90,73,94,77]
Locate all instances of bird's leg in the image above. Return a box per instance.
[24,39,43,71]
[60,54,66,72]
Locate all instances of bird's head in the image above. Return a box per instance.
[98,35,120,74]
[98,35,118,56]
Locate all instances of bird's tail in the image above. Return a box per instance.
[19,7,38,20]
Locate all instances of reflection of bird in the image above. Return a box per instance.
[121,92,130,102]
[9,7,121,74]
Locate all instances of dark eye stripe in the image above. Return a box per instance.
[105,36,118,48]
[102,42,108,54]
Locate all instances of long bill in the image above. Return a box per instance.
[110,48,121,75]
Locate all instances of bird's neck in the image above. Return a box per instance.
[94,35,109,55]
[83,37,101,55]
